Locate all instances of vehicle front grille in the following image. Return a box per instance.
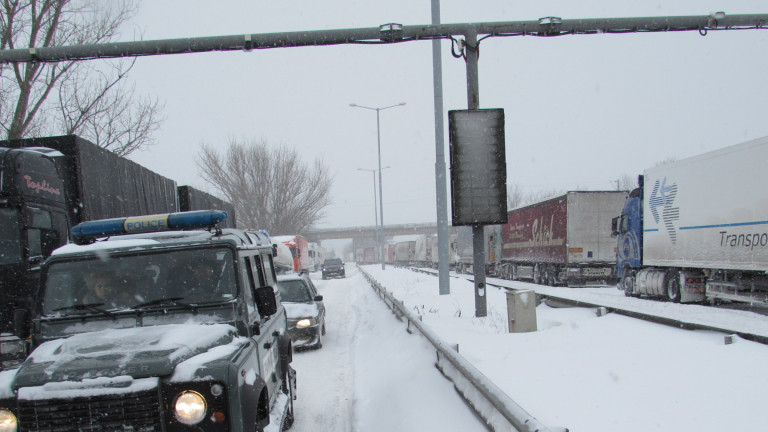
[581,267,612,277]
[18,388,162,432]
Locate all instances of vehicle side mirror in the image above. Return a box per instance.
[255,286,278,317]
[314,295,323,301]
[14,308,30,338]
[610,216,619,238]
[41,229,61,256]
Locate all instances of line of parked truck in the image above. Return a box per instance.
[361,190,625,288]
[360,135,768,307]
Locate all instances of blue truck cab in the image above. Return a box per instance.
[612,186,644,292]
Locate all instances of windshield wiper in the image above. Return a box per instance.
[52,303,116,318]
[133,297,195,311]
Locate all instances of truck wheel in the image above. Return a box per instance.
[666,272,682,303]
[546,267,557,286]
[621,274,636,297]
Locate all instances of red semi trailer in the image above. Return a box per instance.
[498,191,628,286]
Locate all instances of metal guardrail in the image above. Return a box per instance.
[358,266,562,432]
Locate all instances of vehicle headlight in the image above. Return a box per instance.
[296,318,316,328]
[0,409,17,432]
[174,391,207,425]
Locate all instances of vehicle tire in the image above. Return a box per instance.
[533,264,542,285]
[281,371,295,430]
[620,268,636,297]
[666,271,682,303]
[621,276,635,297]
[546,267,557,286]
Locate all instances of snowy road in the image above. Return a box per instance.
[287,266,485,431]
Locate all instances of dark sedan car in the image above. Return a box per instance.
[276,274,326,350]
[321,258,345,279]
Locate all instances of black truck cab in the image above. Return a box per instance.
[0,147,69,365]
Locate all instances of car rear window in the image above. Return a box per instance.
[277,279,312,302]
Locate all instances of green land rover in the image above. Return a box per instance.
[0,210,296,432]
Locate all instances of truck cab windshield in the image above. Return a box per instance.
[42,247,237,316]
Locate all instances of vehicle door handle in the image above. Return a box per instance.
[264,331,280,349]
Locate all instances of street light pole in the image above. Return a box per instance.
[358,166,390,264]
[350,102,405,270]
[357,168,378,224]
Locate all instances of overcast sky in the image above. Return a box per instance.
[121,1,768,230]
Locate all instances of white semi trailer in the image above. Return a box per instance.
[613,136,768,304]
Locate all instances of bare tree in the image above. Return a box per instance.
[615,173,638,191]
[197,138,333,235]
[653,156,678,168]
[0,0,162,155]
[507,183,525,209]
[507,183,564,209]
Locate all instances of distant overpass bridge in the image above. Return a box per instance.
[305,223,439,242]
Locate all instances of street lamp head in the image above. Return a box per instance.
[349,102,405,111]
[358,166,390,172]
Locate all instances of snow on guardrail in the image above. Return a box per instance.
[358,265,563,432]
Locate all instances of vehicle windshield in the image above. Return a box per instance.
[277,279,312,303]
[42,247,237,316]
[324,259,342,265]
[0,208,22,265]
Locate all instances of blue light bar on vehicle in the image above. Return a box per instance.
[71,210,228,239]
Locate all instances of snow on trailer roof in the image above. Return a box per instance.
[387,234,425,243]
[6,147,66,157]
[272,235,303,243]
[644,134,768,173]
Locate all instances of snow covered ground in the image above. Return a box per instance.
[294,265,768,431]
[288,268,485,431]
